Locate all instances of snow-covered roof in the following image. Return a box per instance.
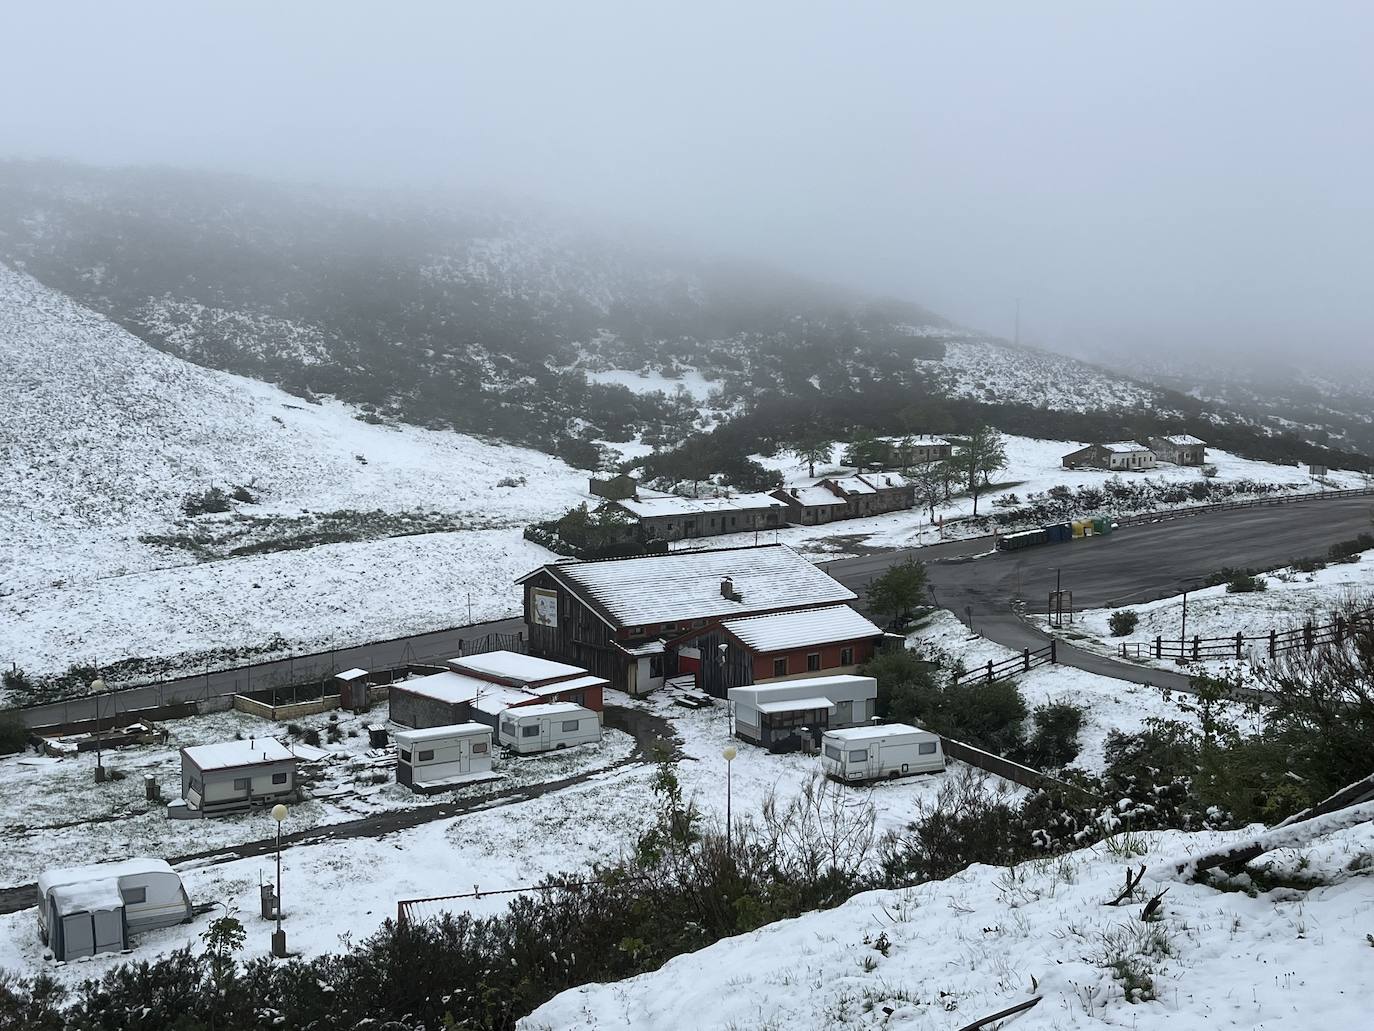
[470,684,543,715]
[755,696,837,715]
[824,723,936,742]
[613,492,786,519]
[448,650,588,685]
[38,858,178,896]
[730,674,877,708]
[335,668,369,681]
[500,702,591,720]
[825,475,877,495]
[51,879,124,916]
[1158,434,1206,446]
[529,674,608,695]
[395,670,497,706]
[721,604,882,652]
[1100,441,1152,454]
[393,722,492,745]
[778,485,846,507]
[617,639,667,656]
[182,738,297,771]
[526,545,855,628]
[881,434,951,447]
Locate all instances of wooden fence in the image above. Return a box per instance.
[950,640,1057,686]
[1118,609,1373,662]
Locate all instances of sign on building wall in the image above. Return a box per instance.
[532,587,559,628]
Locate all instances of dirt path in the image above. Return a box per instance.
[0,705,678,916]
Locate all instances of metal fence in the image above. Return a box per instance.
[1118,609,1373,662]
[949,640,1057,686]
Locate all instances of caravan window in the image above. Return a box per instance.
[521,725,540,738]
[918,742,938,755]
[272,772,288,785]
[121,886,147,905]
[500,722,515,739]
[418,750,435,762]
[399,749,412,763]
[233,778,250,791]
[848,749,868,763]
[561,720,580,732]
[823,745,841,761]
[472,742,489,754]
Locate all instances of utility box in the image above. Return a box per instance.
[260,882,279,920]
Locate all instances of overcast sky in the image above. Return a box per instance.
[4,1,1372,365]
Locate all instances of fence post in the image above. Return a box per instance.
[1335,616,1346,644]
[1304,621,1314,651]
[1023,648,1030,671]
[1192,635,1200,661]
[1235,632,1243,660]
[1049,639,1057,664]
[1154,635,1162,659]
[986,660,994,683]
[1269,629,1277,658]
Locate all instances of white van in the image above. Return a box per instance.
[821,724,944,782]
[393,723,493,790]
[37,858,192,961]
[498,702,600,754]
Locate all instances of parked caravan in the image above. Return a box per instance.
[498,702,600,754]
[729,675,878,748]
[37,858,191,961]
[821,724,944,782]
[394,723,493,790]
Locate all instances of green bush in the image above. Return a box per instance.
[1108,610,1139,637]
[1018,701,1086,769]
[2,666,33,694]
[0,711,28,755]
[1226,573,1267,594]
[182,486,233,516]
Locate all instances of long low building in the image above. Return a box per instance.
[610,492,789,542]
[388,650,607,729]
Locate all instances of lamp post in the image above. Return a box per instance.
[270,803,288,957]
[89,677,108,782]
[722,745,737,857]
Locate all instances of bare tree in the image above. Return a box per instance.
[956,425,1008,516]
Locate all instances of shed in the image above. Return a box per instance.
[393,723,494,791]
[334,667,371,712]
[37,858,191,961]
[180,738,300,817]
[729,674,878,748]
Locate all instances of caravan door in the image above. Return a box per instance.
[540,718,552,751]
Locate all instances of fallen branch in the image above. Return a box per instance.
[954,995,1042,1031]
[1104,865,1145,906]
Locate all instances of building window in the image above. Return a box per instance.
[522,725,540,738]
[272,772,288,785]
[840,646,854,665]
[661,621,676,632]
[693,619,706,628]
[418,750,435,762]
[472,742,489,754]
[561,720,581,732]
[233,777,250,791]
[630,626,643,635]
[772,657,787,677]
[649,654,664,678]
[806,653,821,671]
[121,886,147,905]
[918,741,938,755]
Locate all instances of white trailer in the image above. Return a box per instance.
[37,858,192,961]
[393,723,494,791]
[498,702,600,754]
[821,724,944,782]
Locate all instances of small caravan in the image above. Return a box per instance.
[498,702,600,755]
[394,723,493,790]
[821,724,945,782]
[37,858,191,961]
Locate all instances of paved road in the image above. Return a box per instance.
[0,704,678,911]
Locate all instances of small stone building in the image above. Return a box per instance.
[1148,435,1207,466]
[1061,442,1156,471]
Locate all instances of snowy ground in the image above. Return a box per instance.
[0,700,633,877]
[0,263,590,684]
[1038,549,1374,676]
[0,690,1013,979]
[585,367,721,402]
[523,818,1374,1030]
[908,610,1214,771]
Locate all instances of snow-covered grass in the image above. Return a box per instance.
[522,818,1374,1030]
[585,367,720,402]
[908,610,1207,771]
[0,701,634,877]
[1040,549,1374,675]
[0,263,591,681]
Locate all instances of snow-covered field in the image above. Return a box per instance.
[1041,549,1374,675]
[0,690,1012,979]
[524,818,1374,1030]
[585,366,720,402]
[0,263,590,682]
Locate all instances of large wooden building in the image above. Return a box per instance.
[609,493,789,543]
[517,544,864,697]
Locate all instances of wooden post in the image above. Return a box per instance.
[1155,635,1162,659]
[1192,635,1200,661]
[1336,616,1346,644]
[1023,648,1030,671]
[1049,638,1057,664]
[1235,632,1243,660]
[1270,629,1277,658]
[986,660,994,683]
[1304,621,1314,650]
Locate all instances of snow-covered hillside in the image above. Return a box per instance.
[929,340,1166,413]
[523,818,1374,1030]
[0,263,588,680]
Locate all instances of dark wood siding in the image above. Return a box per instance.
[523,571,631,688]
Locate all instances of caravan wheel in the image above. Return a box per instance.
[887,771,900,780]
[556,743,567,750]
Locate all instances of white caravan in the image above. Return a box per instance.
[394,723,493,790]
[37,858,192,961]
[821,724,945,782]
[498,702,600,754]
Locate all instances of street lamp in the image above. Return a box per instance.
[722,745,737,857]
[89,677,108,782]
[270,803,288,957]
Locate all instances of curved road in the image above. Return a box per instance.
[824,494,1374,690]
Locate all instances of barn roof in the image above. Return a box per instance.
[519,544,855,628]
[721,604,882,653]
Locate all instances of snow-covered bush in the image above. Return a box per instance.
[1108,610,1140,637]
